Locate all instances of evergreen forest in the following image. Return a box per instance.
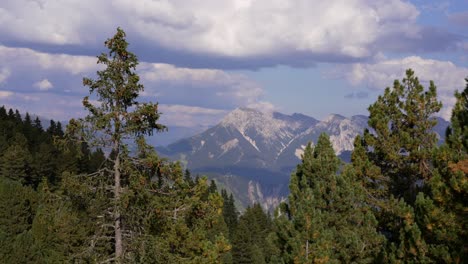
[0,28,466,263]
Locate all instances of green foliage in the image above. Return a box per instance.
[221,189,239,240]
[0,178,37,238]
[353,69,467,263]
[60,28,230,262]
[410,79,468,262]
[0,133,32,184]
[232,204,271,264]
[272,133,383,263]
[123,161,230,263]
[364,69,442,203]
[382,198,430,263]
[446,78,468,159]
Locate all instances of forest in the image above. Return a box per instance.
[0,28,466,263]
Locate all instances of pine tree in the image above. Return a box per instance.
[0,177,38,262]
[65,28,166,262]
[33,116,43,131]
[0,133,33,185]
[221,189,238,240]
[351,135,389,209]
[356,69,466,262]
[382,198,430,263]
[184,168,194,187]
[29,179,90,262]
[232,204,271,264]
[412,78,468,262]
[122,155,230,263]
[364,69,442,203]
[446,78,468,160]
[272,134,383,263]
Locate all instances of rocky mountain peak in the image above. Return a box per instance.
[322,113,346,123]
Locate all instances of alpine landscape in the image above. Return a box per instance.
[1,1,467,263]
[158,108,450,210]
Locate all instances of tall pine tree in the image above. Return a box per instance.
[271,134,383,263]
[363,69,442,203]
[65,28,166,262]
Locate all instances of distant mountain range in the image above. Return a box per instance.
[156,108,450,211]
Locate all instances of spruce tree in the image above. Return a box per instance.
[232,204,271,264]
[0,177,38,262]
[65,28,166,262]
[0,133,33,185]
[221,189,238,240]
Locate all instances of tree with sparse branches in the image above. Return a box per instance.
[65,28,166,262]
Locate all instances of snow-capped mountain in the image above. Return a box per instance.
[157,108,449,211]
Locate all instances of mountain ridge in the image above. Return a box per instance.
[157,108,450,211]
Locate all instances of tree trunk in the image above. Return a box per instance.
[113,140,122,261]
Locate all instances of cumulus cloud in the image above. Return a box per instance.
[0,90,14,98]
[139,62,266,109]
[0,68,11,84]
[159,104,227,127]
[0,45,99,76]
[336,56,468,119]
[0,45,271,126]
[246,101,277,113]
[0,0,460,67]
[0,0,110,45]
[34,79,53,91]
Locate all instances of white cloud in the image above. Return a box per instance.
[337,56,468,119]
[107,0,422,59]
[0,90,13,98]
[0,67,10,83]
[34,79,53,91]
[139,62,265,109]
[0,45,98,75]
[0,0,425,61]
[160,104,226,115]
[0,0,110,45]
[159,104,227,127]
[246,101,276,113]
[0,45,272,126]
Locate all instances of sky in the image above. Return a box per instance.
[0,0,467,130]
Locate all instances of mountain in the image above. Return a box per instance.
[157,108,450,211]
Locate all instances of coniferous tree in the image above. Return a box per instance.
[62,28,230,262]
[0,133,33,185]
[411,78,468,262]
[272,134,383,263]
[446,78,468,160]
[363,69,442,203]
[0,177,38,262]
[221,189,238,240]
[355,70,466,262]
[64,27,166,262]
[232,204,271,264]
[33,116,43,131]
[184,168,194,187]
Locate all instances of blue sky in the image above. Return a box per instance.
[0,0,467,129]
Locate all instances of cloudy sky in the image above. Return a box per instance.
[0,0,467,130]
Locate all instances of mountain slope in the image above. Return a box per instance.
[158,108,450,211]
